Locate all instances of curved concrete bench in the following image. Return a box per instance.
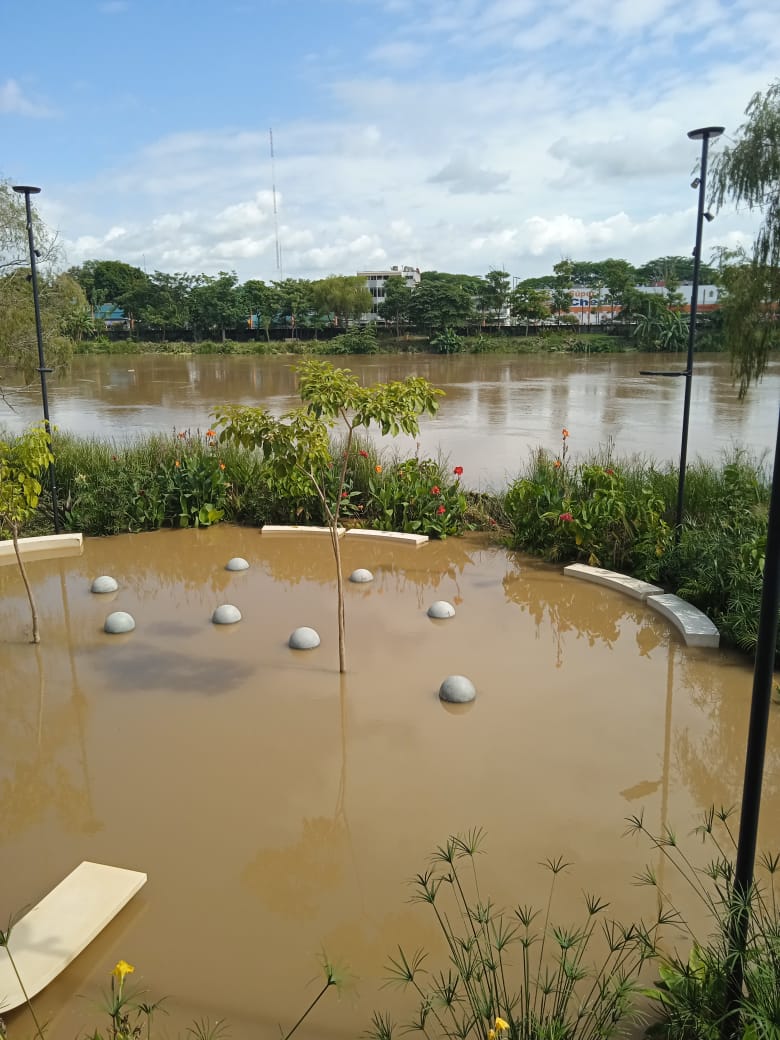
[0,861,146,1011]
[563,563,663,602]
[344,529,428,546]
[0,532,83,563]
[261,525,345,537]
[564,562,719,648]
[646,593,720,648]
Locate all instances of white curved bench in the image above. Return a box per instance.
[563,563,663,601]
[0,861,146,1012]
[646,593,720,648]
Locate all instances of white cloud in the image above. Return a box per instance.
[0,79,51,117]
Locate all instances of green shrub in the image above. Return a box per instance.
[366,457,469,538]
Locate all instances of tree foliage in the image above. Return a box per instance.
[711,80,780,395]
[0,423,54,643]
[214,359,443,673]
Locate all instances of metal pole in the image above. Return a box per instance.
[13,185,61,533]
[675,128,722,532]
[724,406,780,1036]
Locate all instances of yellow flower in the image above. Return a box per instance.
[489,1031,496,1039]
[495,1018,510,1032]
[174,460,181,468]
[112,960,134,983]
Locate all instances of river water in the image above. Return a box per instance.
[2,528,780,1040]
[2,352,778,486]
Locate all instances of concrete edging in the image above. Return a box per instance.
[564,562,719,648]
[260,525,345,537]
[0,532,83,562]
[344,529,428,546]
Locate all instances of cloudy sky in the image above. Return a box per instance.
[2,0,777,282]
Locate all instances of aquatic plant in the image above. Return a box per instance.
[369,828,666,1040]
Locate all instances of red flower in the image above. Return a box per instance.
[431,486,441,495]
[437,504,446,515]
[559,512,574,522]
[341,490,348,498]
[606,468,615,476]
[453,465,463,476]
[359,450,368,458]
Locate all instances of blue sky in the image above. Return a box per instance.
[2,0,777,281]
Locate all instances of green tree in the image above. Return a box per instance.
[140,271,194,339]
[0,423,54,643]
[241,278,278,341]
[601,258,638,318]
[477,269,511,327]
[272,278,314,338]
[377,274,412,337]
[0,271,83,381]
[711,79,780,395]
[214,359,443,673]
[69,260,151,327]
[311,275,372,328]
[408,279,476,333]
[189,271,244,342]
[510,282,550,333]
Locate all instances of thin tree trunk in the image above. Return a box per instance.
[11,523,39,643]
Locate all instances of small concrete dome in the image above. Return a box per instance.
[212,604,242,625]
[104,611,135,634]
[439,675,476,703]
[427,600,455,619]
[349,568,374,583]
[289,626,321,650]
[226,557,250,572]
[91,575,119,594]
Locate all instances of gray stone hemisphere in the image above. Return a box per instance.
[104,611,135,634]
[212,604,242,625]
[439,675,476,703]
[91,575,119,594]
[428,600,455,618]
[349,568,374,583]
[225,557,250,572]
[289,626,321,649]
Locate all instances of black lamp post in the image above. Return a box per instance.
[675,126,724,531]
[12,184,61,533]
[640,125,724,535]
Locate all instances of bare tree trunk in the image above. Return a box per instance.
[11,523,40,643]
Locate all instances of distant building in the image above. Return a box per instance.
[94,304,131,330]
[357,265,421,321]
[567,284,721,326]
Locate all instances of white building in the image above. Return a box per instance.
[357,265,421,321]
[568,284,721,325]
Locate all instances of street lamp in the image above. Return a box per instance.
[675,126,724,531]
[639,125,724,535]
[12,184,61,533]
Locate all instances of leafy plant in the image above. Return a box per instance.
[0,422,54,643]
[627,807,780,1040]
[215,358,443,672]
[367,458,469,538]
[370,829,664,1040]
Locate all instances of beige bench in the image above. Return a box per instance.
[0,861,147,1012]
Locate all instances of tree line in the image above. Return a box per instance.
[1,76,778,387]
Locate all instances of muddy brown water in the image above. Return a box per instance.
[1,527,779,1039]
[2,353,779,487]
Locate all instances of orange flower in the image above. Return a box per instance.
[562,428,569,439]
[177,431,186,439]
[375,464,382,474]
[219,462,226,471]
[206,428,216,438]
[553,459,561,469]
[174,460,181,468]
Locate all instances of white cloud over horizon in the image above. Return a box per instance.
[4,0,776,282]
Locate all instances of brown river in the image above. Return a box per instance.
[2,352,779,485]
[2,527,779,1040]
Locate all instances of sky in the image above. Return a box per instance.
[2,0,778,284]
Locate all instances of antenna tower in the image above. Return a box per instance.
[269,127,283,279]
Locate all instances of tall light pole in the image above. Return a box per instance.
[675,126,724,530]
[12,184,61,533]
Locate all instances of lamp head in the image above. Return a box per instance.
[687,126,725,141]
[703,211,715,223]
[691,177,701,189]
[12,185,41,195]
